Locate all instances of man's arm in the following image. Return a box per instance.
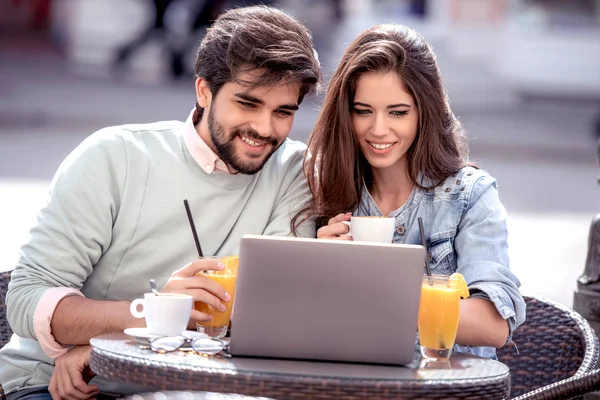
[50,257,231,345]
[6,128,128,345]
[51,297,142,345]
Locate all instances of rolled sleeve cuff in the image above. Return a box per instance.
[469,283,521,342]
[33,287,84,359]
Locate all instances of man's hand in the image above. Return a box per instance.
[49,345,99,400]
[162,258,231,322]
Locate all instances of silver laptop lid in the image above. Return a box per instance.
[230,235,425,365]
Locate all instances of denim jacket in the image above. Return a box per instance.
[356,166,526,359]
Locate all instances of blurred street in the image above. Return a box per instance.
[1,0,600,308]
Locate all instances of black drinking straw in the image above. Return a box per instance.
[418,217,432,280]
[183,199,204,258]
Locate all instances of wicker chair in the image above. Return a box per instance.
[0,270,13,348]
[1,269,13,400]
[497,296,600,399]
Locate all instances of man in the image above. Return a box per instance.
[0,5,321,399]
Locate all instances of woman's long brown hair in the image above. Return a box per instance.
[292,24,469,233]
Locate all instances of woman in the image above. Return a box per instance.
[296,24,525,358]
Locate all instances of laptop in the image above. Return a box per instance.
[229,234,426,365]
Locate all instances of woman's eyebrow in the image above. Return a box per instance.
[352,101,412,108]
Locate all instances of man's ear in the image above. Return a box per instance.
[195,77,212,108]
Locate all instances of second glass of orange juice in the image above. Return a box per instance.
[418,273,469,360]
[195,255,239,339]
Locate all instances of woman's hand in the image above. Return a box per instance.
[317,213,352,240]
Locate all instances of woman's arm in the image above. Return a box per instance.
[453,170,526,348]
[456,297,509,348]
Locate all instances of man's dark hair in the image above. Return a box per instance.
[193,5,321,123]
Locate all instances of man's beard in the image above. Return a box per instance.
[208,106,282,175]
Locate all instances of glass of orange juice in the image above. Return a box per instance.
[195,256,239,339]
[418,273,469,360]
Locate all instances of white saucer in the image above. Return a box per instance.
[123,328,208,347]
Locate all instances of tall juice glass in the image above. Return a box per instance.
[195,256,239,339]
[418,273,469,360]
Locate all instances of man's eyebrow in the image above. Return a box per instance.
[353,101,412,108]
[234,93,264,105]
[234,93,299,111]
[279,104,299,111]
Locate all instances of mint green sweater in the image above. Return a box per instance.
[0,120,314,394]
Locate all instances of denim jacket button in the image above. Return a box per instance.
[427,253,433,262]
[396,225,405,235]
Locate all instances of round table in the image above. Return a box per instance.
[90,333,511,399]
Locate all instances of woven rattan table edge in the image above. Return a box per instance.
[91,346,511,399]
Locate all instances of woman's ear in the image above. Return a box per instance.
[195,77,211,108]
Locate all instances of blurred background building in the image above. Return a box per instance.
[1,0,600,308]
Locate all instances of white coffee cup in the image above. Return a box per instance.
[342,216,395,243]
[130,293,193,336]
